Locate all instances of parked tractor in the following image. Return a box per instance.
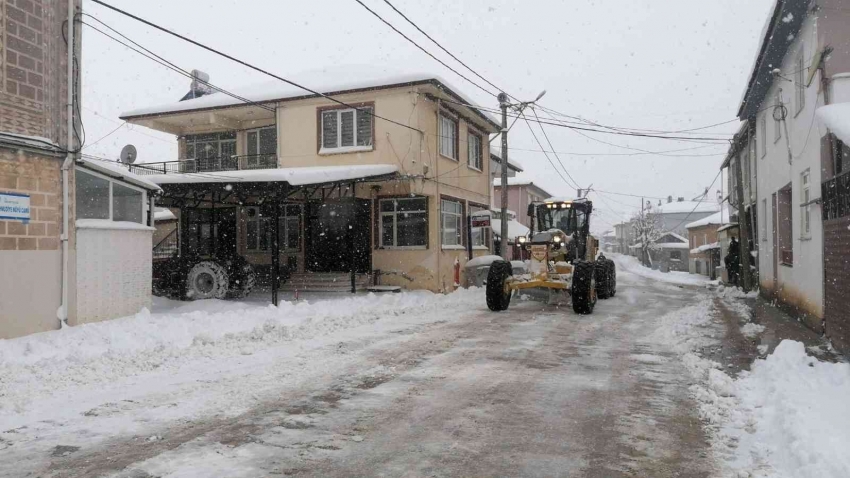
[486,198,616,314]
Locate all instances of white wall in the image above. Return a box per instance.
[76,225,153,323]
[755,13,824,320]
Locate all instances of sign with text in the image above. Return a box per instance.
[0,192,30,222]
[471,215,491,228]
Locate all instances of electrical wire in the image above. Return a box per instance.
[518,110,578,190]
[88,1,424,135]
[529,107,584,190]
[82,121,126,150]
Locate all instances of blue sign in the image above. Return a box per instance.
[0,192,31,223]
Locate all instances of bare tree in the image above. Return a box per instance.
[631,202,663,267]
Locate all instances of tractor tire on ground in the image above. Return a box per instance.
[595,259,612,299]
[571,260,597,315]
[227,259,257,299]
[607,259,617,297]
[186,261,229,300]
[486,260,513,312]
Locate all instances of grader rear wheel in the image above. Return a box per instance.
[486,260,513,311]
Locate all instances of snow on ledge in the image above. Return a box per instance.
[76,219,155,231]
[145,164,398,186]
[816,103,850,145]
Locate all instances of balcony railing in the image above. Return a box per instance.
[822,169,850,221]
[130,154,278,176]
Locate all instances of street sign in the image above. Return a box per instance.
[471,216,491,228]
[0,192,30,223]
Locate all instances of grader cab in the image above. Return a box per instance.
[485,198,616,314]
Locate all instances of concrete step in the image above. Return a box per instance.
[281,273,371,291]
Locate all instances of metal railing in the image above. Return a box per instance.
[822,169,850,221]
[129,154,278,176]
[153,228,178,260]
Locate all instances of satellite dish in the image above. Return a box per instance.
[120,144,138,164]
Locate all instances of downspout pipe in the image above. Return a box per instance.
[59,1,76,326]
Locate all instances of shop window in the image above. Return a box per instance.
[379,198,428,248]
[441,199,463,246]
[75,168,146,224]
[245,205,301,252]
[469,204,488,247]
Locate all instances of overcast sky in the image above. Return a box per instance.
[80,0,774,233]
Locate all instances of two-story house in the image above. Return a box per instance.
[121,69,499,294]
[731,0,850,352]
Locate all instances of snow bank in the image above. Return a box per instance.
[0,289,481,416]
[651,293,850,477]
[612,253,711,286]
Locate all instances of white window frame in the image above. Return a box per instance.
[379,197,428,249]
[75,167,148,225]
[441,198,463,247]
[439,112,459,160]
[467,130,483,171]
[759,115,767,158]
[469,205,488,248]
[801,169,811,238]
[319,106,374,154]
[245,126,277,168]
[795,49,806,116]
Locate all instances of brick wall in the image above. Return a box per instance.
[0,147,63,250]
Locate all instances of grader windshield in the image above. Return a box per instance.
[536,201,588,235]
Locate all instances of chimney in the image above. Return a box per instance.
[667,195,673,204]
[678,197,685,202]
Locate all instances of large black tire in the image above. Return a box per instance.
[186,260,229,300]
[486,260,513,311]
[595,259,612,300]
[572,260,597,315]
[607,259,617,297]
[226,258,257,299]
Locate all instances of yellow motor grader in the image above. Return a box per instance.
[486,198,616,314]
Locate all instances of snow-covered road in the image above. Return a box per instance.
[1,255,846,477]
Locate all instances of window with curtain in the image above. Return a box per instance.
[439,113,458,159]
[320,107,373,151]
[441,199,463,246]
[468,132,482,170]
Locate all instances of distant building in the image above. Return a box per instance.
[650,196,720,238]
[686,207,733,280]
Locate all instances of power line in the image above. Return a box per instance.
[535,105,739,136]
[661,170,723,233]
[82,121,126,150]
[89,0,424,135]
[378,0,505,95]
[529,107,584,190]
[351,0,497,98]
[518,110,578,191]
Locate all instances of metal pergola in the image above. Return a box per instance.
[154,172,399,305]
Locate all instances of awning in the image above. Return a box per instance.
[816,103,850,145]
[490,218,530,243]
[77,157,162,191]
[143,164,398,186]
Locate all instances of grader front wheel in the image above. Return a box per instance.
[486,260,513,311]
[571,260,597,315]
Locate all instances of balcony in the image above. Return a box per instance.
[129,154,278,176]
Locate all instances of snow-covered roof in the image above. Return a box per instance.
[690,242,720,254]
[816,103,850,145]
[77,157,162,191]
[685,205,736,229]
[490,153,524,172]
[655,242,691,249]
[120,66,498,128]
[656,232,688,243]
[653,200,720,215]
[144,164,398,186]
[154,208,177,221]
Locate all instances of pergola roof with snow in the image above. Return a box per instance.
[144,164,398,186]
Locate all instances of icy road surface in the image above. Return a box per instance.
[2,260,718,477]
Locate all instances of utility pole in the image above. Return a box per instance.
[499,92,510,260]
[733,145,753,292]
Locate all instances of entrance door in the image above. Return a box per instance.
[305,199,371,273]
[772,192,778,289]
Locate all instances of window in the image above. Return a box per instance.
[441,199,463,246]
[835,139,850,176]
[703,233,707,246]
[778,186,793,265]
[112,183,143,223]
[245,205,301,252]
[774,99,782,143]
[75,168,146,224]
[669,250,682,261]
[801,170,811,237]
[759,115,766,158]
[379,198,428,248]
[467,132,482,171]
[246,126,277,169]
[320,106,373,152]
[439,113,458,159]
[795,52,806,115]
[469,204,488,248]
[185,132,237,171]
[761,198,767,241]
